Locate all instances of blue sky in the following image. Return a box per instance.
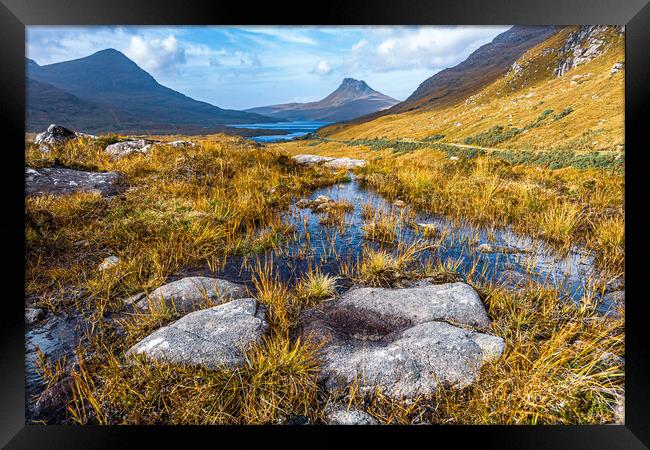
[27,26,510,110]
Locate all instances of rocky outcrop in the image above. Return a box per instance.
[129,298,268,369]
[25,167,123,197]
[34,124,77,146]
[134,276,248,314]
[104,139,154,158]
[555,26,609,77]
[299,282,504,399]
[293,154,366,170]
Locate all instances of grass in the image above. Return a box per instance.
[26,26,625,425]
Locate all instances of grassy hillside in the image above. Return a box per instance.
[319,26,624,153]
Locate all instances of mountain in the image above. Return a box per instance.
[318,26,624,152]
[322,26,559,133]
[26,49,279,134]
[245,78,400,122]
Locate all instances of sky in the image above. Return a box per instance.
[27,25,511,110]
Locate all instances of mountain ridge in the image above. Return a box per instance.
[245,78,399,122]
[26,48,279,134]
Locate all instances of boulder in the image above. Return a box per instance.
[25,167,123,197]
[25,307,45,324]
[293,154,366,170]
[167,140,195,148]
[135,276,248,314]
[299,282,504,399]
[129,298,268,369]
[324,157,366,169]
[324,405,379,425]
[34,124,77,146]
[104,139,154,158]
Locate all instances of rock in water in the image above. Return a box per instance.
[25,307,45,324]
[299,282,504,399]
[104,139,154,158]
[324,405,379,425]
[129,298,268,369]
[25,167,123,197]
[135,276,248,314]
[34,124,77,146]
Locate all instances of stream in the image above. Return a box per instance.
[25,172,623,420]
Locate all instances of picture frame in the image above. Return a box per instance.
[1,0,648,447]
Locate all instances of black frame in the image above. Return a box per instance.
[1,0,648,447]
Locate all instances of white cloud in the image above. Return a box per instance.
[240,27,318,45]
[351,26,510,73]
[312,59,332,75]
[351,39,368,51]
[125,35,186,73]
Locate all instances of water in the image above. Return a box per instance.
[228,121,332,142]
[186,174,620,313]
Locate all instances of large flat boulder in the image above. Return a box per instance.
[135,276,248,314]
[332,282,492,328]
[299,282,504,399]
[293,154,365,170]
[104,139,154,158]
[25,167,123,197]
[129,298,268,369]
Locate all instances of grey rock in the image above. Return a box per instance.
[477,243,525,254]
[75,131,98,140]
[167,140,195,148]
[555,26,609,77]
[610,62,624,75]
[293,154,366,170]
[135,276,248,314]
[25,307,46,324]
[324,405,379,425]
[98,255,120,271]
[333,282,492,328]
[129,298,268,369]
[324,157,366,169]
[25,167,124,197]
[34,124,77,146]
[299,282,504,399]
[104,139,155,158]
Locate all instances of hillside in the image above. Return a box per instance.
[317,26,624,153]
[245,78,399,122]
[26,49,279,134]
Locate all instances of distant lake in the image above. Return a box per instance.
[228,121,332,143]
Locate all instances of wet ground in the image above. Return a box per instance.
[25,172,623,421]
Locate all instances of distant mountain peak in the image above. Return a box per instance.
[337,78,373,93]
[245,78,399,122]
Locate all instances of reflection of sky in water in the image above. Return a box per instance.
[206,174,617,314]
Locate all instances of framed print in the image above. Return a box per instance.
[1,0,648,447]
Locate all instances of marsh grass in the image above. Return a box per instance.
[352,152,623,274]
[27,135,624,426]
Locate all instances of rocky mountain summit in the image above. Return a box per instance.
[246,78,399,122]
